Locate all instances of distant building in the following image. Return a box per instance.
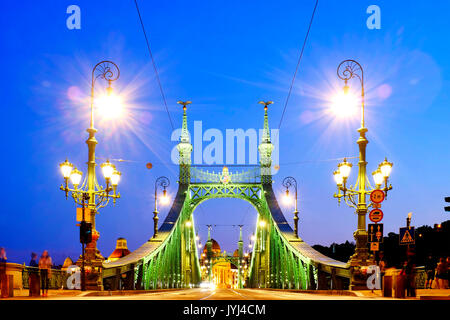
[106,238,131,262]
[199,239,250,288]
[61,257,74,272]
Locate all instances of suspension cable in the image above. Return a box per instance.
[133,0,175,130]
[278,0,319,130]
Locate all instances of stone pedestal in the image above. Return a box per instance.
[76,229,104,290]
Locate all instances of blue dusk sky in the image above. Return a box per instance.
[1,1,449,264]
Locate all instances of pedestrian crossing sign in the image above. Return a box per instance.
[399,227,415,245]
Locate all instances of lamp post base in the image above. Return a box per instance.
[348,230,375,290]
[76,230,105,291]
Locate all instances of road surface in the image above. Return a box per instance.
[25,288,388,300]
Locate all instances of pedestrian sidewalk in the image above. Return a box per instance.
[6,288,185,299]
[354,289,450,299]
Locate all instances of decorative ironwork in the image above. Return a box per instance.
[189,184,262,206]
[92,61,120,87]
[22,267,69,290]
[190,166,261,184]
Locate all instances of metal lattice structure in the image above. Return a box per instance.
[102,103,351,290]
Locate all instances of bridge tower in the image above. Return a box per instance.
[258,101,274,185]
[237,225,244,288]
[177,101,193,185]
[206,225,213,283]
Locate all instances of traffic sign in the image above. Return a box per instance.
[369,209,384,223]
[370,190,385,203]
[370,242,379,251]
[368,223,383,243]
[76,208,91,222]
[399,227,415,245]
[372,203,381,209]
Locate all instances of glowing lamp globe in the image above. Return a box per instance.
[160,189,170,205]
[379,158,393,178]
[333,170,343,185]
[372,169,384,186]
[101,160,115,180]
[70,169,83,187]
[111,170,121,186]
[60,160,73,179]
[283,189,292,205]
[338,159,352,179]
[96,86,123,120]
[330,90,358,118]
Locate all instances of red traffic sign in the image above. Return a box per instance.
[370,190,385,204]
[369,209,384,223]
[370,242,379,251]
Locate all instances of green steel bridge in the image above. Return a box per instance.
[102,103,351,290]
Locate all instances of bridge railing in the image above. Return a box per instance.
[190,165,261,184]
[22,266,69,289]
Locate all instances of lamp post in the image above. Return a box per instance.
[282,176,299,238]
[59,61,122,291]
[332,59,393,289]
[153,176,170,238]
[257,219,267,288]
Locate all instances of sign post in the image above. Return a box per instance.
[399,227,415,246]
[369,190,386,262]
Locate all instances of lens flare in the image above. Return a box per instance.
[330,91,358,118]
[95,93,123,120]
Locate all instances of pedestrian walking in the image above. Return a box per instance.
[401,258,416,297]
[28,252,40,296]
[378,251,386,290]
[424,255,436,289]
[38,250,52,297]
[0,247,7,298]
[446,257,450,289]
[435,257,447,289]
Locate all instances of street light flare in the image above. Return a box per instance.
[95,89,124,120]
[160,191,170,205]
[330,91,358,118]
[282,193,292,205]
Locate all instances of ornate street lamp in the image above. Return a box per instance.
[332,60,393,286]
[282,176,299,238]
[59,61,122,291]
[153,176,170,238]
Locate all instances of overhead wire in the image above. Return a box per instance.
[277,0,319,130]
[133,0,175,130]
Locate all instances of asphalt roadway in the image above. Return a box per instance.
[25,288,387,300]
